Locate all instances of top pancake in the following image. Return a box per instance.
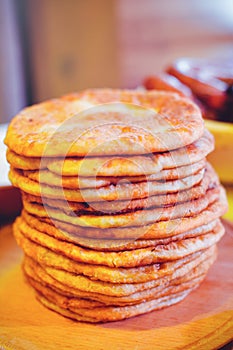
[5,89,204,157]
[6,129,213,177]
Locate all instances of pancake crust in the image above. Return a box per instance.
[23,252,214,297]
[23,252,214,305]
[23,159,206,189]
[6,130,213,176]
[21,185,227,240]
[4,89,204,157]
[14,216,224,268]
[47,130,213,177]
[27,273,204,309]
[21,209,219,251]
[14,225,216,283]
[21,186,219,229]
[21,166,218,214]
[28,272,205,322]
[36,289,192,322]
[9,167,205,202]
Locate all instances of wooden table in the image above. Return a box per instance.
[0,220,232,350]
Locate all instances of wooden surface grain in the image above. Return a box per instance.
[0,220,232,350]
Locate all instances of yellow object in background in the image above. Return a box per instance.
[224,186,233,222]
[205,120,233,184]
[205,120,233,221]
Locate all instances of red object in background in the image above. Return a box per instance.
[144,58,233,123]
[144,73,193,98]
[166,59,227,111]
[0,187,22,224]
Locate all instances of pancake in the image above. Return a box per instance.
[27,277,104,309]
[25,268,201,306]
[15,226,216,283]
[21,209,219,251]
[14,217,224,268]
[23,159,206,189]
[28,273,204,322]
[36,289,192,323]
[5,88,228,323]
[21,166,218,214]
[23,251,214,303]
[47,130,213,177]
[23,251,214,305]
[23,252,213,297]
[6,130,213,176]
[21,185,219,229]
[34,269,205,313]
[27,272,204,309]
[6,149,47,170]
[21,186,227,240]
[9,167,205,202]
[4,89,204,157]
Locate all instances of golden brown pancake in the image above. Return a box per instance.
[14,217,224,268]
[36,289,193,322]
[46,130,213,177]
[21,209,219,251]
[6,130,213,176]
[26,268,202,307]
[23,253,216,306]
[4,89,204,157]
[20,185,227,241]
[21,165,218,214]
[27,272,204,308]
[5,88,228,323]
[21,185,219,229]
[23,159,206,189]
[9,166,205,202]
[23,252,213,297]
[23,251,214,305]
[27,271,206,322]
[14,225,216,283]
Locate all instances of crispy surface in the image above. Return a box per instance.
[29,274,204,322]
[27,270,204,309]
[6,130,213,176]
[36,289,192,323]
[23,252,213,305]
[9,167,204,202]
[14,216,224,267]
[21,210,219,250]
[23,252,213,297]
[15,225,216,283]
[5,89,204,157]
[21,166,218,214]
[21,185,227,240]
[47,130,213,176]
[34,273,203,309]
[21,186,219,229]
[23,160,206,189]
[6,149,45,170]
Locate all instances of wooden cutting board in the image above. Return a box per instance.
[0,220,232,350]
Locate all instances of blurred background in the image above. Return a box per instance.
[0,0,233,122]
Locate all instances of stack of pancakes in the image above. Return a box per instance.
[5,89,228,322]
